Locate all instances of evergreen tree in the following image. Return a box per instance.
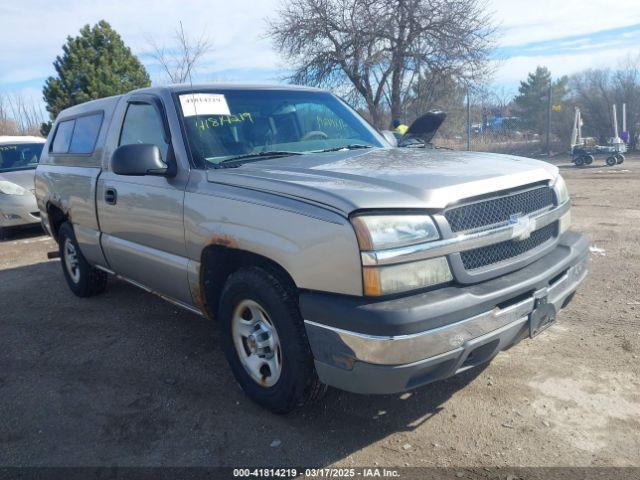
[43,21,150,124]
[514,66,568,136]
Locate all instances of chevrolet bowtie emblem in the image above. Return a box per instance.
[509,213,534,241]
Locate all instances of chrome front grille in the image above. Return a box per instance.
[445,185,558,272]
[445,185,555,233]
[460,222,558,270]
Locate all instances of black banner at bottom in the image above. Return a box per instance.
[1,467,639,480]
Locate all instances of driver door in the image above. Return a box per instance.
[97,94,193,305]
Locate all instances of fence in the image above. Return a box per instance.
[429,89,572,157]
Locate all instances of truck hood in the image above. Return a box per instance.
[0,168,36,192]
[206,148,558,213]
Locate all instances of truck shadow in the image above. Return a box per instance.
[0,260,487,467]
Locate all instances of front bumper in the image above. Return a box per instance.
[0,193,40,228]
[301,231,589,394]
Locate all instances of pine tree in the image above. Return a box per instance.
[43,21,150,124]
[514,66,568,136]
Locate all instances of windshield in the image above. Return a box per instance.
[0,143,44,173]
[177,89,385,167]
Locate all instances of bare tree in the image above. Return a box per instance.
[612,55,640,150]
[404,70,466,135]
[267,0,496,128]
[569,56,640,149]
[0,97,21,136]
[570,69,615,142]
[148,22,212,84]
[0,92,45,136]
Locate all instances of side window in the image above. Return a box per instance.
[69,113,103,154]
[51,113,103,154]
[51,120,75,153]
[119,103,169,160]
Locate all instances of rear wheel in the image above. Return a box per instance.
[573,156,585,167]
[616,153,625,164]
[606,156,617,166]
[58,222,107,297]
[218,266,325,413]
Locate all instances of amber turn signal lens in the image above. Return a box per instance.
[362,266,382,296]
[350,216,374,250]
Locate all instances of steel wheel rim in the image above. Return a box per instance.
[231,299,282,387]
[63,238,81,284]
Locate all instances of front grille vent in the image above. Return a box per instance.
[460,222,558,270]
[445,185,555,233]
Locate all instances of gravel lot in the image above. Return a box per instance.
[0,155,638,468]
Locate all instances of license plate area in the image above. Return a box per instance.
[529,290,557,338]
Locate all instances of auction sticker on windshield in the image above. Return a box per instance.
[179,93,231,117]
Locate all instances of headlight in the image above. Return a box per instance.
[351,213,452,296]
[351,214,440,250]
[552,175,569,204]
[0,181,27,196]
[363,257,453,296]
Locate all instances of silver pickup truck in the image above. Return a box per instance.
[36,85,588,413]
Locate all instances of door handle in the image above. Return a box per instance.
[104,188,117,205]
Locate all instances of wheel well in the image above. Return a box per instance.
[200,246,297,320]
[46,204,67,242]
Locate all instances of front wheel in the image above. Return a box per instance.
[606,156,617,166]
[616,153,625,164]
[218,266,325,413]
[573,156,585,167]
[58,222,107,297]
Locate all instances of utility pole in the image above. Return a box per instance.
[466,88,471,151]
[546,82,552,156]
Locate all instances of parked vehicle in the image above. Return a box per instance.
[36,85,589,413]
[0,136,45,239]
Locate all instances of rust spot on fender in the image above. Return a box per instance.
[205,234,239,249]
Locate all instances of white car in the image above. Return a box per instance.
[0,136,46,239]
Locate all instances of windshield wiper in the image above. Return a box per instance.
[313,144,374,153]
[213,151,304,168]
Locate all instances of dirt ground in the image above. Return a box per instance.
[0,155,638,468]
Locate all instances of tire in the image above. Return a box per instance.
[584,155,594,165]
[606,156,617,166]
[616,153,625,164]
[58,222,107,297]
[218,266,325,413]
[573,156,584,167]
[0,227,8,241]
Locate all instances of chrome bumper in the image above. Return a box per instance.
[306,254,587,366]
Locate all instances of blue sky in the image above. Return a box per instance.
[1,0,640,116]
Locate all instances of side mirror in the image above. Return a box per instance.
[111,144,168,176]
[380,130,398,147]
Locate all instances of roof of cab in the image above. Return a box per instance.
[55,94,122,119]
[0,135,46,144]
[140,83,325,94]
[56,83,325,117]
